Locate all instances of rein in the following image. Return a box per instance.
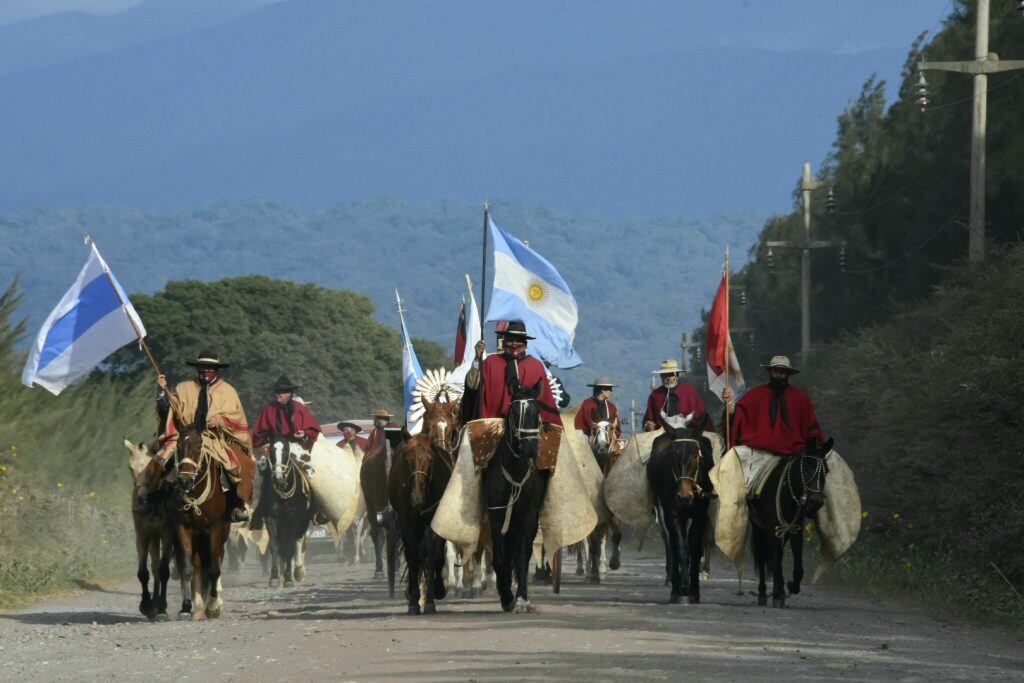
[174,436,215,516]
[669,437,706,497]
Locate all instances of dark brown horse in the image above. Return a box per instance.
[170,426,232,620]
[360,435,403,597]
[748,437,833,608]
[126,439,182,621]
[646,412,715,604]
[388,398,461,615]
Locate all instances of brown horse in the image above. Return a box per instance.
[360,436,403,597]
[125,439,183,621]
[170,426,232,620]
[388,398,461,615]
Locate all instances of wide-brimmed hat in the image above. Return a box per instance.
[761,355,800,374]
[186,350,230,369]
[587,377,617,388]
[497,321,536,340]
[272,375,299,393]
[337,421,363,432]
[651,359,683,375]
[371,408,393,419]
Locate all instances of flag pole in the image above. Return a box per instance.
[480,200,489,338]
[724,246,732,448]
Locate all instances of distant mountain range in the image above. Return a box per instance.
[0,0,909,216]
[0,197,764,408]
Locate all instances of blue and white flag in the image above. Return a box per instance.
[23,238,146,395]
[397,290,424,433]
[485,217,582,368]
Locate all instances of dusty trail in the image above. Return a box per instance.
[1,550,1022,681]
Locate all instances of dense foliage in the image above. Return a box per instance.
[126,276,449,420]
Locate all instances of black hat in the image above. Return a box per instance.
[498,321,536,340]
[186,350,230,369]
[272,375,299,393]
[337,421,363,433]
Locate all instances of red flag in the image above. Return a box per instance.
[706,276,745,400]
[454,302,467,365]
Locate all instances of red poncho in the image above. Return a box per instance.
[730,383,824,455]
[476,353,562,426]
[574,397,621,437]
[251,400,322,447]
[644,383,712,431]
[366,422,400,451]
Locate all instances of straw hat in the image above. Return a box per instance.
[586,377,617,388]
[371,408,393,419]
[651,359,683,375]
[186,350,230,369]
[761,355,800,374]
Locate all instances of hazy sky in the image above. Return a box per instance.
[0,0,139,24]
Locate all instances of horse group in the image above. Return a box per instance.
[126,380,838,621]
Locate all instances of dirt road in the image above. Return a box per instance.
[1,550,1022,682]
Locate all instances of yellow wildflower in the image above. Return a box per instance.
[56,482,64,489]
[17,495,24,501]
[862,510,869,518]
[892,512,901,520]
[86,491,96,498]
[905,561,912,570]
[804,522,813,532]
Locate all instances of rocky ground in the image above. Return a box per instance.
[1,548,1022,681]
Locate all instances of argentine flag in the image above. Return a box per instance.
[23,238,146,395]
[397,290,424,433]
[485,217,582,368]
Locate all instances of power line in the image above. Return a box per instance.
[841,201,968,274]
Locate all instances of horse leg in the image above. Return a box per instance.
[282,531,295,588]
[491,526,515,612]
[514,527,536,613]
[136,530,154,617]
[751,524,768,607]
[154,532,173,620]
[206,525,226,619]
[577,540,587,577]
[445,542,461,598]
[371,524,385,579]
[190,536,206,620]
[294,537,307,582]
[768,534,786,608]
[386,523,400,599]
[266,517,281,588]
[404,535,422,615]
[659,509,672,587]
[608,517,622,571]
[666,510,685,603]
[176,528,194,619]
[686,513,705,604]
[787,530,804,596]
[587,527,603,584]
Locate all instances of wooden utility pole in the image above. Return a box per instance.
[918,0,1024,266]
[766,161,833,369]
[680,331,700,373]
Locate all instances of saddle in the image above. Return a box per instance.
[467,419,561,472]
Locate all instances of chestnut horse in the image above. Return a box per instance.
[361,436,403,597]
[388,397,461,615]
[748,437,833,608]
[126,439,183,621]
[646,412,715,604]
[170,426,232,620]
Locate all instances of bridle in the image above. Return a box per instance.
[173,431,215,516]
[269,439,301,500]
[504,397,541,459]
[774,452,828,538]
[669,437,708,499]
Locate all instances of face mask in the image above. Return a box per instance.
[769,376,789,391]
[198,369,218,384]
[506,344,527,359]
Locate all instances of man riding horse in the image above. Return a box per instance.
[643,359,713,432]
[463,321,562,427]
[366,409,399,452]
[252,376,322,449]
[157,350,254,523]
[721,355,825,454]
[574,376,621,439]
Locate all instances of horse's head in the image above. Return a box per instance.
[657,411,714,505]
[420,396,461,457]
[268,434,293,485]
[588,413,622,471]
[505,379,544,459]
[799,436,833,514]
[125,438,161,512]
[174,427,205,492]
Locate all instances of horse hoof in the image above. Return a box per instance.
[669,592,682,604]
[699,571,710,581]
[587,575,601,585]
[268,578,279,588]
[787,581,801,595]
[756,595,768,607]
[514,598,536,614]
[501,596,516,613]
[609,557,620,571]
[470,587,479,598]
[177,612,193,621]
[575,567,585,576]
[374,570,384,580]
[294,567,307,582]
[407,605,421,616]
[664,578,671,587]
[772,598,786,609]
[687,594,700,605]
[152,612,169,623]
[423,603,437,615]
[139,601,154,617]
[283,580,294,588]
[206,605,222,619]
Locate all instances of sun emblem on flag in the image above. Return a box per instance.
[525,278,548,307]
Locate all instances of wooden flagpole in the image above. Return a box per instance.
[480,200,489,338]
[724,246,732,448]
